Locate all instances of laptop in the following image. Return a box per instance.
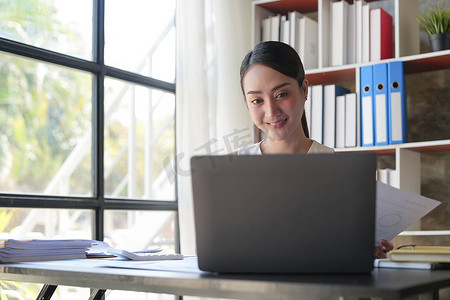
[191,152,377,274]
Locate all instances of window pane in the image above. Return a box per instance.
[0,281,42,300]
[0,0,93,60]
[0,281,177,300]
[105,0,176,82]
[0,281,91,300]
[104,78,175,201]
[0,208,93,239]
[0,52,92,196]
[1,207,92,298]
[104,210,176,252]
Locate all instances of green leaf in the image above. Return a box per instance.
[417,4,450,34]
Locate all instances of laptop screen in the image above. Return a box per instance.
[191,152,377,273]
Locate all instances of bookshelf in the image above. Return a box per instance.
[251,0,450,242]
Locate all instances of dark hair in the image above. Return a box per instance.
[240,41,309,138]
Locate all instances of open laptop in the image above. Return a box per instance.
[191,152,377,273]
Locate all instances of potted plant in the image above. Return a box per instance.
[417,5,450,51]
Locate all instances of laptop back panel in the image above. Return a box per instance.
[191,153,376,273]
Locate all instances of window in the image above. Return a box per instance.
[0,0,177,299]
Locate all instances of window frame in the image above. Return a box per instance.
[0,0,179,250]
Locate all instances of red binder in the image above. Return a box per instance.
[370,8,393,61]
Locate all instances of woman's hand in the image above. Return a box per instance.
[375,239,394,258]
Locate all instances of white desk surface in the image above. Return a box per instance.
[1,256,450,299]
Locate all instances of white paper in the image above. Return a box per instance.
[22,257,206,274]
[376,182,441,243]
[101,256,205,274]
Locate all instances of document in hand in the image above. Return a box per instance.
[0,239,104,263]
[388,246,450,263]
[375,182,441,243]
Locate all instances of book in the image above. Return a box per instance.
[378,168,388,184]
[261,17,271,42]
[347,2,356,65]
[310,85,324,143]
[299,16,318,70]
[362,2,370,63]
[270,15,281,41]
[344,93,357,147]
[374,258,450,270]
[388,246,450,263]
[330,0,348,66]
[305,86,312,137]
[387,168,399,188]
[318,0,332,67]
[355,0,366,63]
[323,84,349,148]
[289,11,303,53]
[377,168,398,187]
[335,95,346,148]
[280,15,290,44]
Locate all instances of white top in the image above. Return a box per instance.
[236,140,334,155]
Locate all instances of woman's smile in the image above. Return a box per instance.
[266,117,288,128]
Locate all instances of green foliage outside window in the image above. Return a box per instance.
[0,0,92,195]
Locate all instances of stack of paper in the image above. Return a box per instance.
[0,239,104,263]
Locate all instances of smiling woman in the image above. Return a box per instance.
[237,41,334,155]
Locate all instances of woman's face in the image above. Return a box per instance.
[242,64,308,142]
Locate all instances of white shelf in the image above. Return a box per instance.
[305,50,450,85]
[306,50,450,74]
[335,139,450,155]
[401,49,450,62]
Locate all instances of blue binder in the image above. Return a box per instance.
[387,61,408,144]
[373,63,389,146]
[360,65,374,146]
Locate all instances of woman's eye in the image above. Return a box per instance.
[251,98,263,105]
[276,92,288,99]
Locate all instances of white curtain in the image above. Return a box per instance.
[175,0,253,254]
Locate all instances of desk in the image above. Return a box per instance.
[1,257,450,300]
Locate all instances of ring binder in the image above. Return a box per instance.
[373,63,389,146]
[360,65,374,146]
[387,61,408,144]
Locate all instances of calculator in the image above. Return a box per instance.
[107,248,183,261]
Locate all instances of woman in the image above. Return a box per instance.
[237,41,393,258]
[238,41,333,155]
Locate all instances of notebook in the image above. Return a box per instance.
[191,152,377,273]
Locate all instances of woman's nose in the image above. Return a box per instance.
[265,99,280,117]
